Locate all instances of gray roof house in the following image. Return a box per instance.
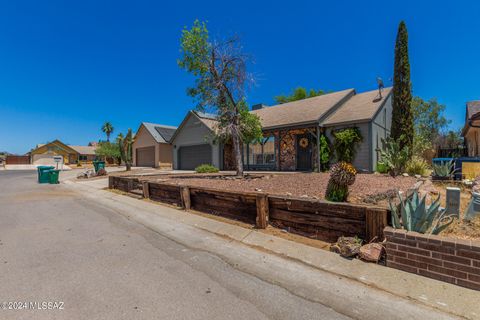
[132,122,177,169]
[171,87,393,172]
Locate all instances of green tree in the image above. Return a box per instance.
[178,20,262,176]
[411,96,450,155]
[95,141,121,165]
[391,21,413,152]
[101,122,114,142]
[274,87,325,104]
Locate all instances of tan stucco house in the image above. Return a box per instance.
[30,140,96,165]
[462,101,480,156]
[132,122,177,169]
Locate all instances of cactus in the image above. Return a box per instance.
[326,162,357,202]
[389,191,456,234]
[117,129,134,171]
[432,160,456,178]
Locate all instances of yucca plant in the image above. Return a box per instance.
[389,191,455,234]
[432,160,456,178]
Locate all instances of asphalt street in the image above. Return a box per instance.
[0,170,351,320]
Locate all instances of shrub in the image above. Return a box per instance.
[319,135,330,171]
[376,162,388,173]
[406,156,429,176]
[379,137,409,176]
[325,162,357,202]
[195,164,219,173]
[332,127,363,163]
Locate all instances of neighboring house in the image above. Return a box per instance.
[462,101,480,156]
[170,111,220,170]
[30,140,96,165]
[171,87,392,172]
[132,122,177,169]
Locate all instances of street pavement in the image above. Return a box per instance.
[0,170,353,320]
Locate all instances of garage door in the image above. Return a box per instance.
[136,146,155,167]
[179,144,212,170]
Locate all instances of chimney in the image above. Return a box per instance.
[252,103,266,111]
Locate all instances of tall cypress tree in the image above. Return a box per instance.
[391,21,413,152]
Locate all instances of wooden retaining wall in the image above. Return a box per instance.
[109,176,388,242]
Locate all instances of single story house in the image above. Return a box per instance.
[132,122,177,169]
[30,140,96,165]
[462,101,480,156]
[171,87,393,172]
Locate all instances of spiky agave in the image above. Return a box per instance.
[389,191,455,235]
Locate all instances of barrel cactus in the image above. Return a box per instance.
[325,162,357,202]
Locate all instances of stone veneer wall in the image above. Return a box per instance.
[277,128,318,171]
[384,227,480,291]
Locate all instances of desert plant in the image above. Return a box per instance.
[117,130,134,171]
[389,191,455,234]
[325,162,357,202]
[195,164,219,173]
[406,156,429,176]
[379,137,409,176]
[332,127,363,163]
[319,135,330,171]
[432,160,456,178]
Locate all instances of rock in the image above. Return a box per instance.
[415,174,421,179]
[255,188,263,192]
[285,192,292,196]
[333,236,362,258]
[359,243,384,263]
[402,173,409,177]
[300,194,309,198]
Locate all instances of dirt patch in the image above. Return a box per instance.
[138,172,416,207]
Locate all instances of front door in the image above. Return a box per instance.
[296,134,312,171]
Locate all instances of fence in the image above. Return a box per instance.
[6,155,30,165]
[109,176,389,242]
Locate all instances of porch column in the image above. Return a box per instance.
[316,126,321,172]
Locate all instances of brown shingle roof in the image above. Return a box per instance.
[323,87,393,126]
[70,145,96,155]
[252,89,355,129]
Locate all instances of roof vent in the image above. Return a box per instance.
[252,103,266,111]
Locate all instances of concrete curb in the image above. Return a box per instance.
[66,179,478,319]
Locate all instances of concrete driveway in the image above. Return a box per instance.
[0,170,353,320]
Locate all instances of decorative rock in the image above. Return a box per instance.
[415,174,421,179]
[359,243,384,263]
[402,173,409,177]
[285,192,292,196]
[331,236,362,258]
[254,188,263,192]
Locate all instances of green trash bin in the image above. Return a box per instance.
[48,169,60,184]
[38,166,54,183]
[93,161,105,173]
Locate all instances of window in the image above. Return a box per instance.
[79,155,87,161]
[243,136,276,166]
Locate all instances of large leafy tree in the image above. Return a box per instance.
[95,141,121,165]
[101,122,114,142]
[411,96,450,154]
[274,87,325,104]
[391,21,413,152]
[178,20,262,176]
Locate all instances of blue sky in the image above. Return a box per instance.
[0,0,479,154]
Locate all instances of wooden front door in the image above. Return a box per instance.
[296,134,312,171]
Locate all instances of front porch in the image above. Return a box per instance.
[223,126,323,172]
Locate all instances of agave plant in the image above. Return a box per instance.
[389,191,456,235]
[432,160,456,178]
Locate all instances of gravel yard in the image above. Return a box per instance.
[136,172,417,207]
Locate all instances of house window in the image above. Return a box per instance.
[78,155,87,161]
[243,136,276,166]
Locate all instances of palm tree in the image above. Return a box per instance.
[101,122,114,142]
